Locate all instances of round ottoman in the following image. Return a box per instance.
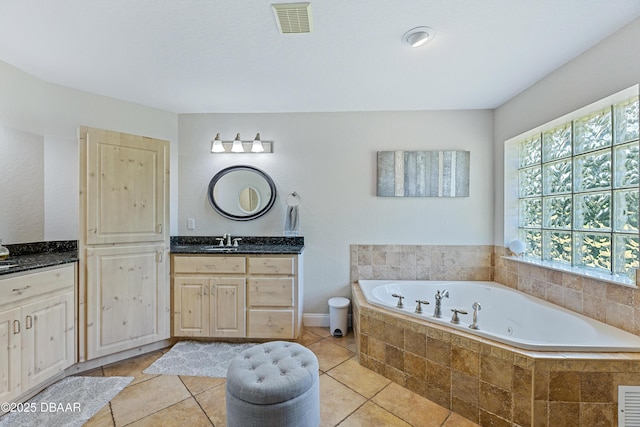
[226,341,320,427]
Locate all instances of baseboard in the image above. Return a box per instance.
[303,313,352,328]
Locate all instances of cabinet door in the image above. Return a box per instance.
[82,127,168,245]
[210,277,245,338]
[0,307,21,405]
[173,277,209,337]
[21,292,74,390]
[86,244,169,359]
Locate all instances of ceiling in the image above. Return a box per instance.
[0,0,639,114]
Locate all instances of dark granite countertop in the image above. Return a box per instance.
[170,236,304,255]
[0,241,78,276]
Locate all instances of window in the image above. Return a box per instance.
[514,92,639,282]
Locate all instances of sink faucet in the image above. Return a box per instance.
[469,302,481,330]
[216,233,234,247]
[433,289,449,318]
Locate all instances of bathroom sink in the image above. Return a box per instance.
[202,246,238,252]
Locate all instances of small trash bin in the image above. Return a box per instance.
[328,297,350,337]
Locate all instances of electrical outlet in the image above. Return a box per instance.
[187,218,195,230]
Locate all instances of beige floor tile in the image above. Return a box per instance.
[442,412,480,426]
[307,340,355,372]
[299,328,325,346]
[194,382,227,426]
[319,374,367,426]
[180,375,226,395]
[84,403,114,427]
[102,350,163,387]
[327,357,390,399]
[306,326,333,338]
[340,401,413,427]
[110,375,191,426]
[327,330,356,352]
[373,382,450,427]
[127,397,211,427]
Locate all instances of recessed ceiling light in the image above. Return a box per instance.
[402,26,435,48]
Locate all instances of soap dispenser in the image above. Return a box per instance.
[0,238,9,260]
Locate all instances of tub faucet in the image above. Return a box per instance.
[414,299,429,314]
[450,308,467,324]
[391,293,405,308]
[469,302,481,330]
[433,290,449,318]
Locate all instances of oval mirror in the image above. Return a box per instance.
[208,166,276,220]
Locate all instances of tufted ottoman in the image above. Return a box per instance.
[225,341,320,427]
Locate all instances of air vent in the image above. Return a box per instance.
[272,3,312,34]
[619,386,640,426]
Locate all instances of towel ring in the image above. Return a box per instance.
[286,192,301,207]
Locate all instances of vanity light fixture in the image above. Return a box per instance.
[251,133,265,153]
[231,133,244,152]
[402,26,435,48]
[211,133,225,152]
[210,133,273,154]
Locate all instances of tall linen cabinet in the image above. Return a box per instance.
[79,127,170,361]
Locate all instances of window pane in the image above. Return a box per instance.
[574,192,611,231]
[519,198,542,227]
[614,96,639,145]
[614,189,639,232]
[543,231,571,264]
[520,229,542,259]
[543,123,572,162]
[574,150,611,192]
[543,196,571,229]
[543,159,572,195]
[574,108,612,154]
[614,141,639,188]
[519,166,542,197]
[574,232,611,272]
[519,135,541,168]
[613,234,639,279]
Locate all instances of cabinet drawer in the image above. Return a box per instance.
[0,265,75,307]
[173,256,246,274]
[248,256,294,275]
[247,309,294,339]
[248,278,294,307]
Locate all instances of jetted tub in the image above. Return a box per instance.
[358,280,640,352]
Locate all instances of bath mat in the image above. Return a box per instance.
[0,376,132,427]
[143,341,258,378]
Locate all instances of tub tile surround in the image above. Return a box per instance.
[351,244,640,426]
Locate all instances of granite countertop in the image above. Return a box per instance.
[0,241,78,276]
[170,236,304,255]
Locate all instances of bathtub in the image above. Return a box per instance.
[358,279,640,352]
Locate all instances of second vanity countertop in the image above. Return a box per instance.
[0,241,78,276]
[170,236,304,255]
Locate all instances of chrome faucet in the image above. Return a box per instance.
[391,293,405,308]
[414,299,429,314]
[450,308,467,324]
[469,302,481,330]
[216,233,236,247]
[433,289,449,318]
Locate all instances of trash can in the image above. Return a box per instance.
[328,297,350,337]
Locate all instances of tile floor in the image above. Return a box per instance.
[82,327,479,427]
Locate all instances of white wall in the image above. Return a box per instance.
[178,110,495,313]
[494,17,640,245]
[0,61,180,242]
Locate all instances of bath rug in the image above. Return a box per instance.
[0,376,133,427]
[143,341,258,378]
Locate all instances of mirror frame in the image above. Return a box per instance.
[207,165,277,221]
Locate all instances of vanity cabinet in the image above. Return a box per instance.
[172,254,302,340]
[0,264,76,405]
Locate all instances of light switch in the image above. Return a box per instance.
[187,218,195,230]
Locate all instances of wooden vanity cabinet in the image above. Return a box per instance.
[0,264,76,405]
[172,254,302,340]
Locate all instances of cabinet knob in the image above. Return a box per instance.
[13,319,20,334]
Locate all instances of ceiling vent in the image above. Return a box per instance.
[272,3,313,34]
